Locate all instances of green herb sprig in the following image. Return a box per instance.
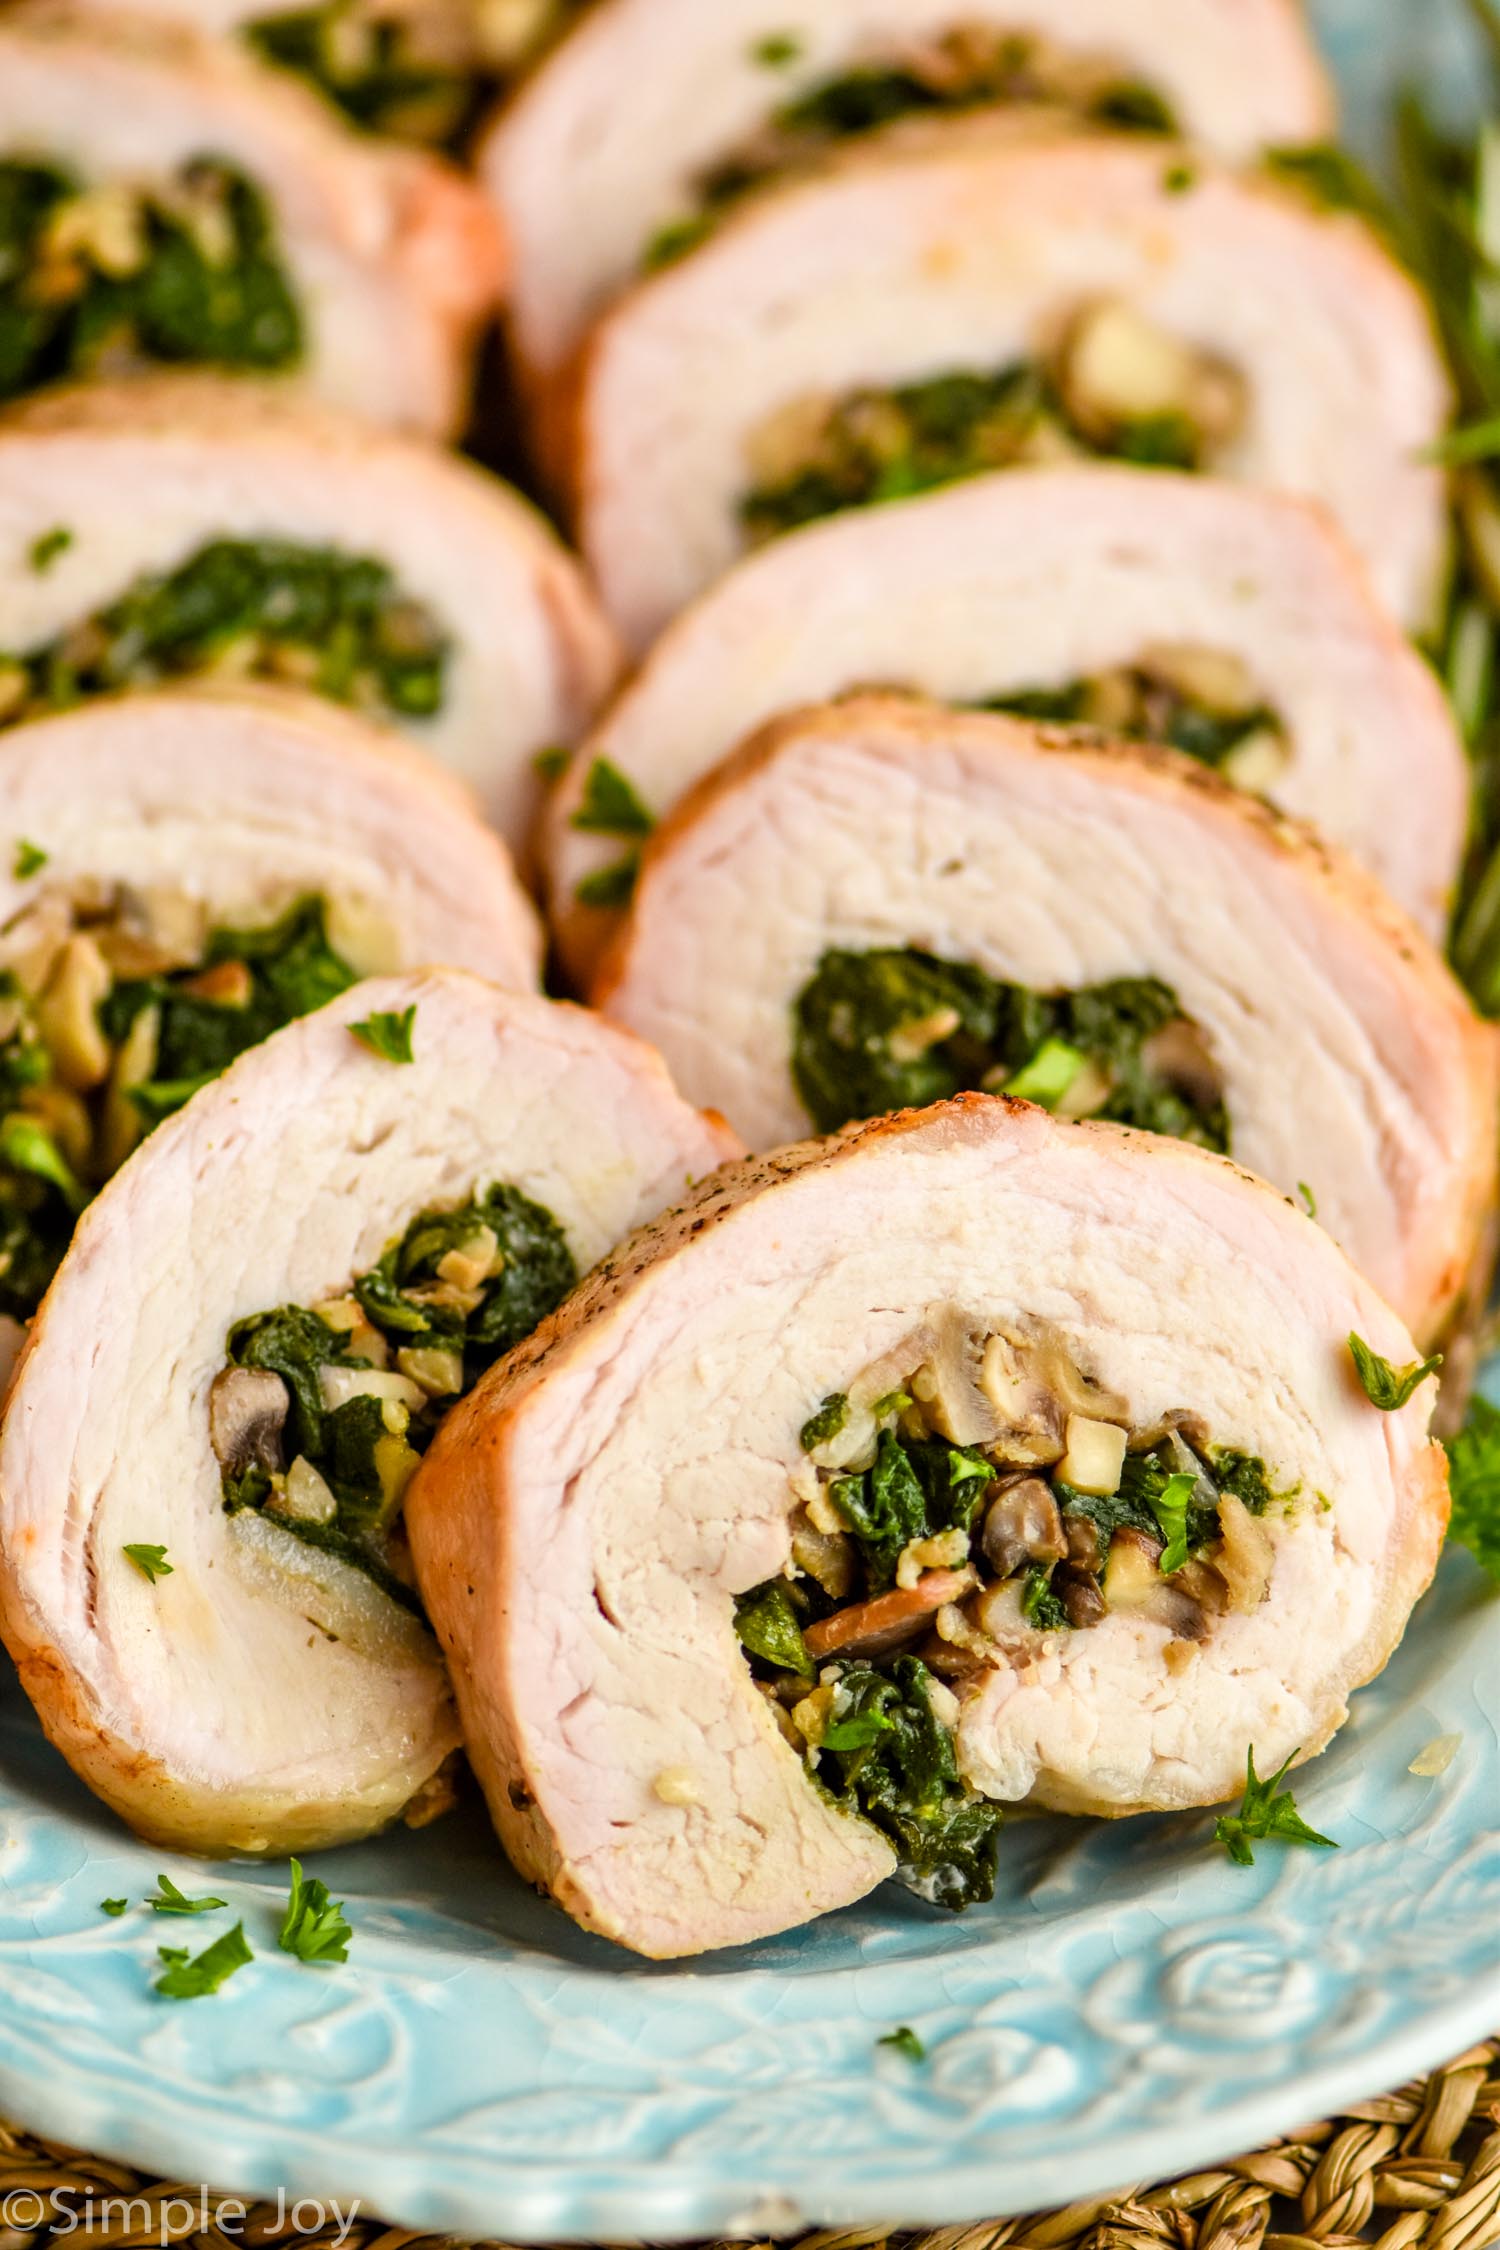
[279,1858,353,1965]
[1213,1749,1338,1869]
[1349,1333,1443,1412]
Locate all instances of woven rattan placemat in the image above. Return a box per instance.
[1,2040,1496,2250]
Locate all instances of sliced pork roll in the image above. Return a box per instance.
[407,1095,1447,1956]
[489,0,1335,391]
[0,684,541,1345]
[545,469,1465,980]
[0,378,619,846]
[0,971,738,1856]
[573,129,1450,649]
[0,2,502,436]
[596,696,1500,1350]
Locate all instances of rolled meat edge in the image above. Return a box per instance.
[406,1095,1448,1957]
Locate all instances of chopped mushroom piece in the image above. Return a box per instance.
[981,1477,1066,1576]
[208,1366,290,1479]
[803,1569,976,1660]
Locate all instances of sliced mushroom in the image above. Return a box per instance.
[35,933,111,1092]
[1141,1018,1224,1114]
[913,1307,1001,1446]
[802,1567,976,1661]
[208,1366,290,1479]
[1062,1511,1104,1573]
[791,1521,856,1600]
[980,1475,1066,1577]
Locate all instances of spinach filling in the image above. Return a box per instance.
[739,361,1212,545]
[0,538,449,731]
[99,895,357,1126]
[214,1185,577,1604]
[246,1,493,147]
[0,893,356,1324]
[736,1351,1288,1910]
[645,27,1176,269]
[0,157,301,403]
[792,948,1229,1150]
[988,661,1286,781]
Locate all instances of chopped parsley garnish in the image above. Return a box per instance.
[1445,1394,1500,1580]
[532,743,571,783]
[27,527,71,574]
[1348,1333,1443,1412]
[878,2026,926,2061]
[799,1391,849,1451]
[792,947,1227,1151]
[569,757,656,910]
[350,1005,416,1065]
[155,1922,254,2001]
[147,1874,228,1916]
[123,1544,173,1584]
[1213,1748,1339,1868]
[279,1858,352,1965]
[1297,1182,1318,1217]
[99,1898,128,1917]
[11,840,46,879]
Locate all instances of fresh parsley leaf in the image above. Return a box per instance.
[1445,1394,1500,1580]
[569,757,655,839]
[350,1006,416,1065]
[1349,1332,1442,1412]
[11,839,46,878]
[123,1543,173,1584]
[799,1392,849,1451]
[154,1922,253,2000]
[27,526,72,574]
[878,2025,925,2061]
[1297,1181,1317,1218]
[1148,1471,1200,1576]
[279,1858,352,1966]
[531,743,570,782]
[734,1580,812,1675]
[1002,1037,1085,1110]
[1213,1748,1338,1868]
[99,1898,128,1917]
[147,1873,228,1915]
[575,855,640,910]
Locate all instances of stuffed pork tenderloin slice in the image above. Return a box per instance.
[573,125,1451,651]
[405,1094,1447,1957]
[0,970,740,1856]
[544,467,1465,982]
[0,377,620,848]
[0,2,502,437]
[0,683,542,1355]
[59,0,584,148]
[489,0,1334,398]
[594,695,1500,1357]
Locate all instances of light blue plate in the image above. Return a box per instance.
[2,6,1497,2239]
